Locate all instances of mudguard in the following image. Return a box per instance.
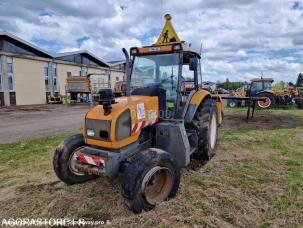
[183,90,223,125]
[255,90,275,95]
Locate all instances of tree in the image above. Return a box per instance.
[296,73,303,87]
[225,78,230,90]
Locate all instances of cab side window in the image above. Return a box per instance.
[181,64,195,94]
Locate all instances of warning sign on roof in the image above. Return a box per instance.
[155,14,181,45]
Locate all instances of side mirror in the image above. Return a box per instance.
[189,58,198,71]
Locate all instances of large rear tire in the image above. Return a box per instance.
[256,93,275,109]
[121,148,180,213]
[53,134,98,185]
[191,98,218,160]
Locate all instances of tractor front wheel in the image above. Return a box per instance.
[121,148,180,213]
[53,134,98,185]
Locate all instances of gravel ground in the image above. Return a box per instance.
[0,104,91,144]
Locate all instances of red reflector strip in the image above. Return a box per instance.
[76,152,104,167]
[131,118,158,135]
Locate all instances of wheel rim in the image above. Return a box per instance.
[258,97,271,108]
[68,147,85,176]
[229,101,236,108]
[141,166,174,205]
[210,113,217,149]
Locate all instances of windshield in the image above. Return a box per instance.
[250,82,263,92]
[130,53,180,105]
[130,53,179,88]
[251,81,272,92]
[263,81,272,90]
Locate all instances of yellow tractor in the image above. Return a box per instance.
[53,14,223,213]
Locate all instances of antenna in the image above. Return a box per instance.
[160,0,163,26]
[199,42,203,84]
[199,42,203,56]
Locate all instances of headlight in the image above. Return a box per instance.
[86,119,111,141]
[87,129,95,137]
[115,109,131,141]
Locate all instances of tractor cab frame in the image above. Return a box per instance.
[126,43,202,119]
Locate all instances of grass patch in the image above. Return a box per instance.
[0,134,71,164]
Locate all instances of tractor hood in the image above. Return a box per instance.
[86,96,158,120]
[84,95,159,149]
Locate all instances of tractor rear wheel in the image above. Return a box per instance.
[256,93,275,109]
[121,148,180,213]
[192,98,218,160]
[53,134,98,185]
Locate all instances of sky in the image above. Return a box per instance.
[0,0,302,83]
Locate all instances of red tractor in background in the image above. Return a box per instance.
[247,78,276,108]
[227,77,301,109]
[228,78,276,109]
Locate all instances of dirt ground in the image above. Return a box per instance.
[222,112,299,131]
[0,104,90,144]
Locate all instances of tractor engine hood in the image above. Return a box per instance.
[84,95,159,149]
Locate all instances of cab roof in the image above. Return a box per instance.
[131,42,201,59]
[251,77,274,83]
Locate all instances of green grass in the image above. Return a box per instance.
[0,133,73,191]
[218,108,303,226]
[0,134,70,163]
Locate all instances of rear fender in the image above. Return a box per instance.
[183,90,223,126]
[183,90,210,124]
[255,90,275,95]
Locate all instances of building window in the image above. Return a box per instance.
[116,76,119,81]
[67,72,72,77]
[44,62,49,91]
[79,67,87,76]
[6,57,14,91]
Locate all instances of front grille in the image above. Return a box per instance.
[86,119,111,141]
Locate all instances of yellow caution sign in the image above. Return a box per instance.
[155,14,181,45]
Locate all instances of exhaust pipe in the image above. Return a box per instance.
[122,48,131,96]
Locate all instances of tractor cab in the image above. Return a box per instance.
[128,42,201,118]
[247,77,274,96]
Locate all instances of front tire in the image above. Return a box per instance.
[121,148,180,213]
[53,134,97,185]
[192,98,218,160]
